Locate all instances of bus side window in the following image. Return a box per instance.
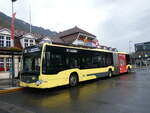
[92,56,99,68]
[42,52,51,74]
[42,52,47,74]
[51,54,64,67]
[97,56,102,67]
[109,53,113,66]
[86,56,94,68]
[80,57,86,69]
[126,54,131,65]
[67,54,79,68]
[65,57,69,65]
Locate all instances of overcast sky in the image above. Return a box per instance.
[0,0,150,52]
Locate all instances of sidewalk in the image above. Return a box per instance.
[0,79,23,94]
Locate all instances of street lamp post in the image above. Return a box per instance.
[11,0,17,13]
[139,55,142,68]
[145,54,148,68]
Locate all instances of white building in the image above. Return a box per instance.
[0,28,38,79]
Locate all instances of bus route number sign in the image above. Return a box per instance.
[24,47,40,53]
[66,49,78,53]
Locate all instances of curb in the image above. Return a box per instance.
[0,87,23,94]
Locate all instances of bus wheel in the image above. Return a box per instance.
[69,73,78,87]
[108,70,112,78]
[127,67,131,73]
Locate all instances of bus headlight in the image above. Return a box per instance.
[36,80,43,85]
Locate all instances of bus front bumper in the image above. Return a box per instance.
[20,81,44,88]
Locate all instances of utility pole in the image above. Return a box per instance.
[11,0,17,86]
[129,40,134,66]
[129,40,132,54]
[29,4,32,33]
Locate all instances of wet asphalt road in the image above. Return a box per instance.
[0,68,150,113]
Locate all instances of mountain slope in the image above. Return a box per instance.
[0,11,57,36]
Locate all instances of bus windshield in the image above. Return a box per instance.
[22,46,41,75]
[23,54,41,74]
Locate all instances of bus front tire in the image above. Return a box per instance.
[108,70,112,78]
[69,73,78,87]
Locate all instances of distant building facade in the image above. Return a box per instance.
[135,41,150,60]
[0,27,47,79]
[0,28,21,79]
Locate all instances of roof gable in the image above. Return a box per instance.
[42,36,52,41]
[57,26,96,38]
[0,28,11,35]
[22,33,36,39]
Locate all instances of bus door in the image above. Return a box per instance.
[118,54,127,73]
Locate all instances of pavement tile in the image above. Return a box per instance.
[0,79,23,94]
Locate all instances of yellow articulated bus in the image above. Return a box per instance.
[20,43,132,88]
